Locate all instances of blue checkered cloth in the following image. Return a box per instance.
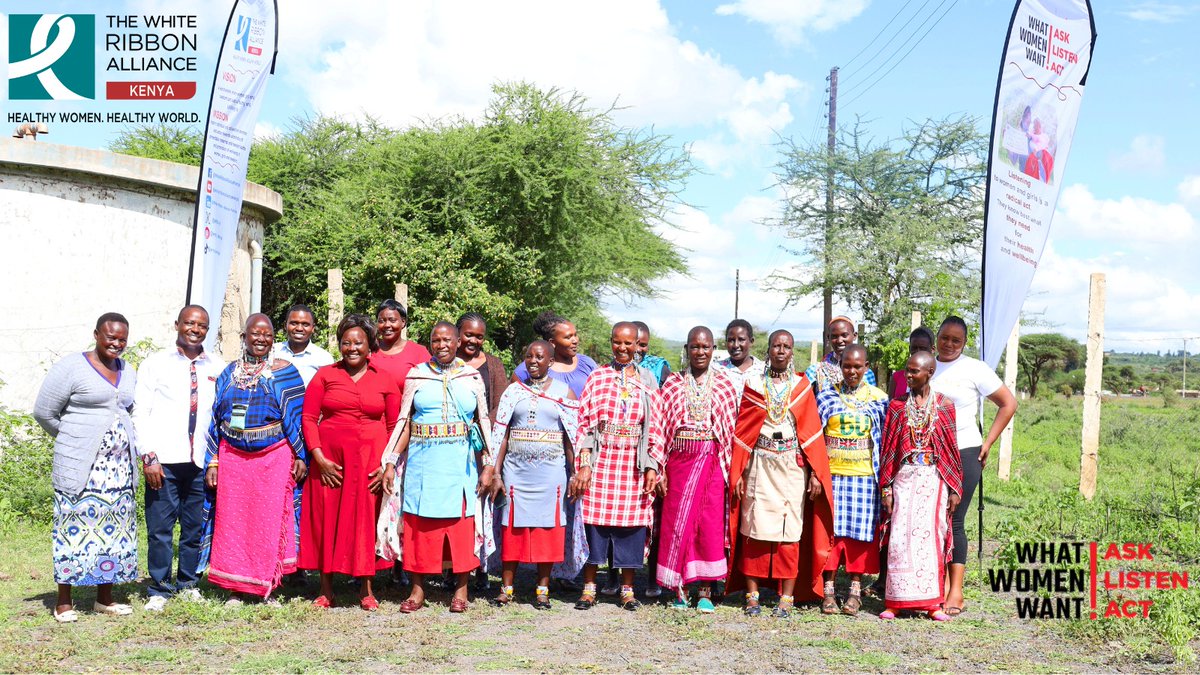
[831,474,878,541]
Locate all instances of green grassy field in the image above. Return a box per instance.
[0,398,1197,673]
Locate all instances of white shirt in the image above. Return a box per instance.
[930,354,1003,449]
[132,348,226,466]
[273,341,334,387]
[716,355,764,397]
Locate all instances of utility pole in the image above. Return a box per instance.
[734,269,740,319]
[1184,337,1189,395]
[823,66,838,352]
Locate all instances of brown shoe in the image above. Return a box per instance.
[842,593,861,616]
[449,597,469,613]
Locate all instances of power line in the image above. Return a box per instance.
[839,0,935,87]
[841,0,962,108]
[840,0,919,70]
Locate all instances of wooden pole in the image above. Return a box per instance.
[1080,273,1106,500]
[997,324,1019,481]
[810,340,820,368]
[910,310,922,331]
[327,269,343,352]
[394,283,409,341]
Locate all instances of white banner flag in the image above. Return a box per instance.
[186,0,277,353]
[980,0,1096,367]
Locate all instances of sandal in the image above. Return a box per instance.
[944,606,964,617]
[398,598,424,613]
[619,589,640,612]
[743,591,762,617]
[820,594,839,615]
[574,594,596,610]
[449,597,469,613]
[842,593,861,616]
[53,607,78,623]
[359,595,378,612]
[312,595,333,609]
[878,609,896,620]
[534,589,552,611]
[489,589,514,607]
[93,601,133,616]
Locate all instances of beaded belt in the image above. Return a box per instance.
[674,428,715,442]
[510,428,563,444]
[903,451,937,466]
[411,421,468,439]
[221,421,281,441]
[826,436,871,461]
[755,434,799,454]
[600,421,640,438]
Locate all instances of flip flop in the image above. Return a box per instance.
[93,602,133,616]
[944,606,964,617]
[312,595,333,609]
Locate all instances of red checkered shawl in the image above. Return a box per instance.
[879,392,963,496]
[657,368,740,480]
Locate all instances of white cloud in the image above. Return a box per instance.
[1055,183,1194,243]
[715,0,870,45]
[1108,134,1166,173]
[254,121,282,141]
[1177,175,1200,208]
[277,0,802,172]
[1121,3,1196,23]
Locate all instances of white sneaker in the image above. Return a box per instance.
[178,588,202,602]
[144,596,169,612]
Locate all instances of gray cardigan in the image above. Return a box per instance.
[33,352,138,496]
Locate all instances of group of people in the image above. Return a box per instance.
[33,302,1016,623]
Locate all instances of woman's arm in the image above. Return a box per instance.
[980,385,1018,466]
[32,359,72,438]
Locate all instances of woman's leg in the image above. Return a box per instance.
[406,573,426,605]
[96,583,114,606]
[947,445,982,610]
[745,577,760,606]
[318,573,334,600]
[56,583,72,613]
[535,563,551,590]
[358,576,373,600]
[502,562,518,590]
[453,572,469,603]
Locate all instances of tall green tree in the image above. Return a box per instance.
[770,116,987,347]
[1017,333,1082,396]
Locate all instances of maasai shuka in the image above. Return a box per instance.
[574,365,665,528]
[658,368,740,479]
[725,372,834,601]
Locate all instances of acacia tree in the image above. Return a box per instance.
[1017,332,1082,396]
[770,116,987,347]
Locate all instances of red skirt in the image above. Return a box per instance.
[501,526,565,564]
[402,512,478,574]
[739,537,799,580]
[823,536,880,574]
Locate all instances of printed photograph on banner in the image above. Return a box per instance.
[1000,102,1059,185]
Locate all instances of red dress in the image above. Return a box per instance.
[299,361,400,576]
[371,341,431,392]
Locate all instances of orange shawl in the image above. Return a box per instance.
[725,374,834,601]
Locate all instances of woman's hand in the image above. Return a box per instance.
[568,466,592,499]
[806,473,823,501]
[642,469,658,495]
[489,476,505,501]
[381,464,397,496]
[292,458,307,483]
[948,491,962,514]
[476,466,496,497]
[655,474,668,497]
[978,442,992,468]
[735,476,746,501]
[311,450,343,489]
[882,492,893,513]
[367,467,384,494]
[205,466,218,490]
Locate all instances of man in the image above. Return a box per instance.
[727,330,834,619]
[132,305,225,611]
[273,304,334,387]
[805,317,877,391]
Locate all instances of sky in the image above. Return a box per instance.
[3,0,1198,354]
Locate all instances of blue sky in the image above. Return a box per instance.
[4,0,1198,353]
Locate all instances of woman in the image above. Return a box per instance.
[488,340,579,610]
[199,314,308,602]
[372,299,432,392]
[381,322,495,613]
[815,344,888,616]
[456,313,508,420]
[299,314,400,611]
[571,322,664,612]
[715,319,764,396]
[931,316,1017,616]
[879,351,962,621]
[34,313,138,622]
[512,311,597,398]
[888,327,935,399]
[727,330,833,619]
[655,326,739,613]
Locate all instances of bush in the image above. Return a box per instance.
[1058,384,1073,398]
[0,409,55,525]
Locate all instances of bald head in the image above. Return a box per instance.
[842,344,868,362]
[687,325,713,345]
[245,313,273,331]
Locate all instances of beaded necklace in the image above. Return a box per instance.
[905,390,936,449]
[428,357,461,422]
[231,348,271,391]
[836,380,866,411]
[764,365,793,425]
[684,368,715,425]
[611,360,637,413]
[525,374,549,425]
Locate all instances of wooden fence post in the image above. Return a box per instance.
[328,269,343,352]
[810,340,820,368]
[394,283,409,341]
[910,310,922,331]
[997,324,1019,481]
[1080,273,1106,500]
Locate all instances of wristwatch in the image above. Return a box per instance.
[141,452,159,467]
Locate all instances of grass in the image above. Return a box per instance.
[0,399,1198,672]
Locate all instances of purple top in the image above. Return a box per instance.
[514,353,598,398]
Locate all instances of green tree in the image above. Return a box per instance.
[1017,333,1082,397]
[770,116,987,347]
[110,123,203,166]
